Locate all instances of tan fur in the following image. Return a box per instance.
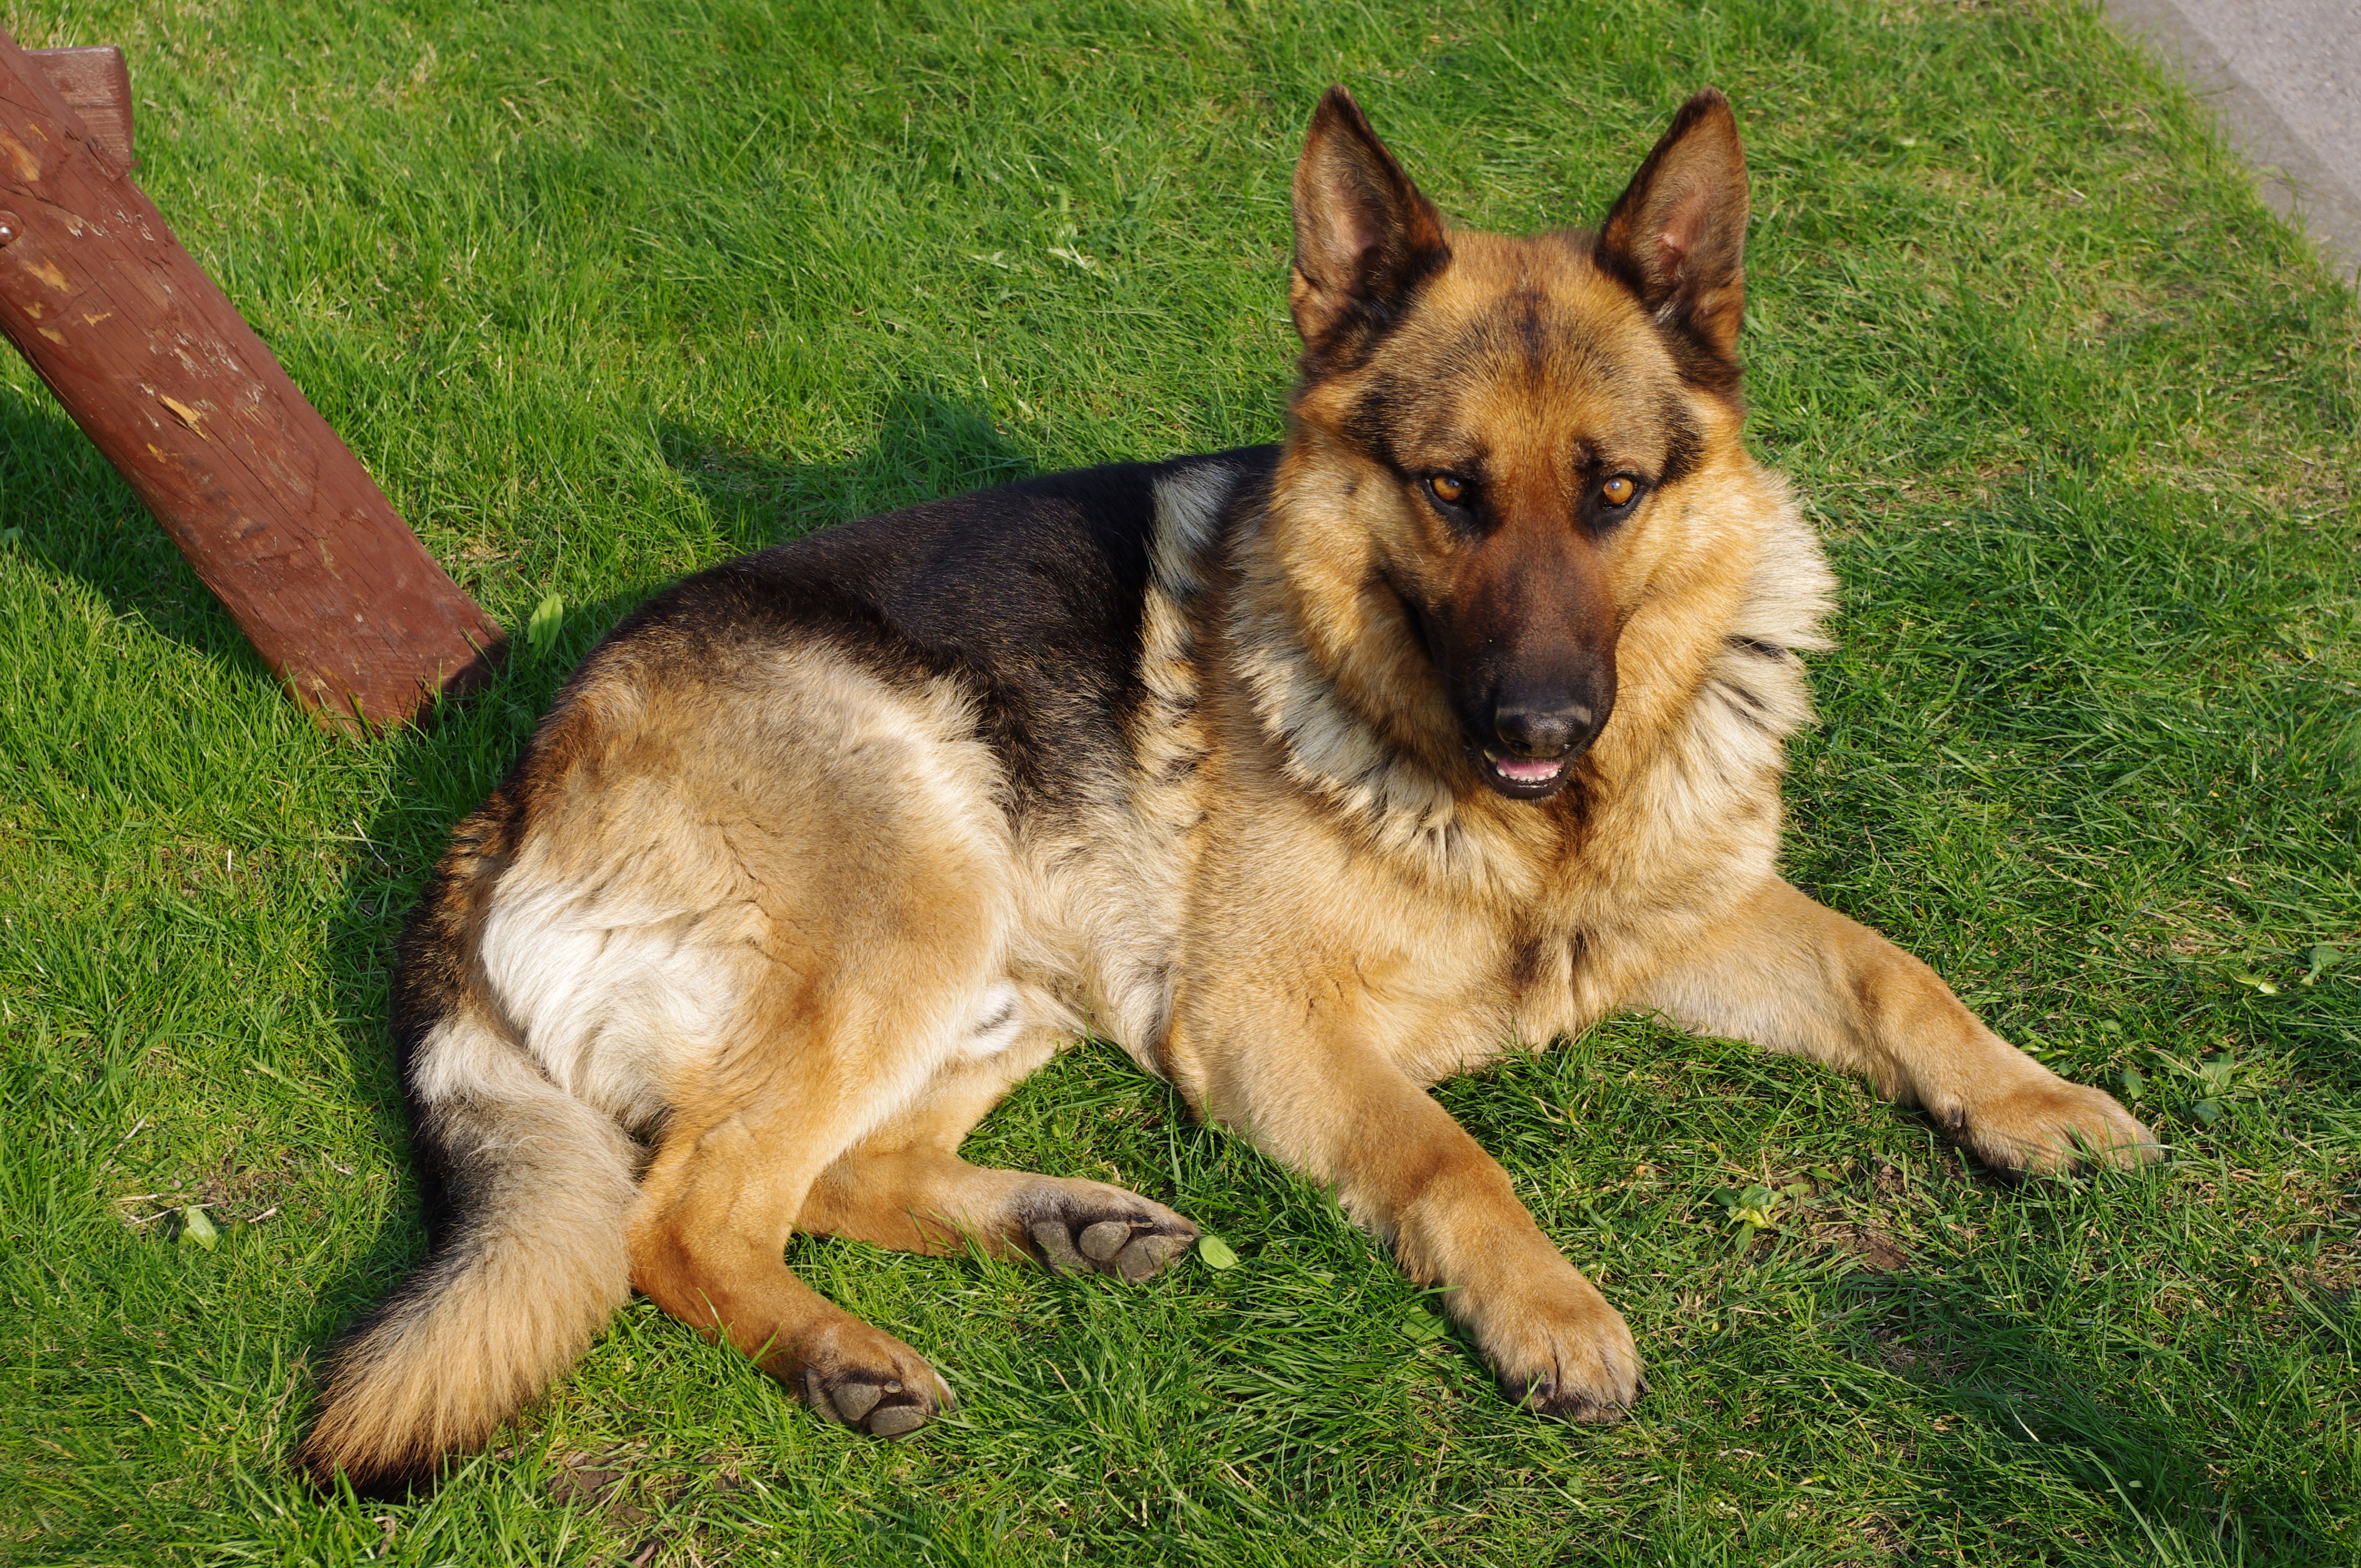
[298,1018,640,1480]
[1146,92,2151,1419]
[299,86,2155,1490]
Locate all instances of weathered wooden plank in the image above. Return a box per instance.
[0,29,504,732]
[27,47,132,168]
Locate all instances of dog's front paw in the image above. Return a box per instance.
[1014,1179,1199,1282]
[1463,1266,1645,1423]
[1957,1075,2161,1175]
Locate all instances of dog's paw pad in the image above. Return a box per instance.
[1029,1220,1092,1274]
[864,1403,929,1438]
[1017,1184,1199,1282]
[795,1342,944,1440]
[826,1378,883,1423]
[1507,1374,1632,1425]
[1078,1220,1132,1262]
[1116,1233,1177,1281]
[803,1372,933,1438]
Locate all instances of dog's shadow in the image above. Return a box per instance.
[1837,1261,2290,1557]
[0,379,1033,692]
[654,389,1036,551]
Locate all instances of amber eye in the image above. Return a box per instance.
[1428,473,1467,505]
[1600,475,1638,508]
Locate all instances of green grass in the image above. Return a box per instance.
[3,0,2357,1562]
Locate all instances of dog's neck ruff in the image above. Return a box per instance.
[1226,513,1497,884]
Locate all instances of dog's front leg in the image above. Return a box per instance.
[1174,985,1644,1422]
[1630,877,2159,1173]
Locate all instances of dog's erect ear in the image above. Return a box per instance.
[1290,86,1449,352]
[1596,87,1750,368]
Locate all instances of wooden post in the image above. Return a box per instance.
[0,31,504,733]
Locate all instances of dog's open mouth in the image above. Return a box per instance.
[1481,751,1570,798]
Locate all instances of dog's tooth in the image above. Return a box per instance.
[1078,1220,1131,1262]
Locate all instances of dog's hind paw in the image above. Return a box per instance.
[783,1318,953,1440]
[1015,1180,1199,1282]
[801,1365,955,1438]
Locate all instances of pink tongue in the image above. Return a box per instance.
[1494,757,1563,783]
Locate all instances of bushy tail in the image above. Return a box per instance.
[296,1028,639,1495]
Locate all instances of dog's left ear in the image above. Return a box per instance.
[1596,88,1750,366]
[1290,86,1450,353]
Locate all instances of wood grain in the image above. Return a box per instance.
[27,47,132,168]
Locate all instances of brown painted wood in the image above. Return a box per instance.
[27,47,132,168]
[0,30,505,732]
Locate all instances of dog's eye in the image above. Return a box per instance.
[1427,473,1468,507]
[1600,475,1638,508]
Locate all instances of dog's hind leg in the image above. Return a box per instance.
[628,1064,956,1438]
[798,1049,1199,1281]
[1629,877,2159,1173]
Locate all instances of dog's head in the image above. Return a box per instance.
[1275,86,1752,802]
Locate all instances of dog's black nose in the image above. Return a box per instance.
[1492,703,1595,758]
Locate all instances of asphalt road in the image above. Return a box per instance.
[2106,0,2361,285]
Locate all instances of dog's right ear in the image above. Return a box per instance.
[1290,86,1449,355]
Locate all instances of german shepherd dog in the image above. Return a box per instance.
[299,86,2156,1492]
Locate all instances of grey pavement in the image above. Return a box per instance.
[2105,0,2361,285]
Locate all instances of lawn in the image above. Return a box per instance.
[2,0,2357,1562]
